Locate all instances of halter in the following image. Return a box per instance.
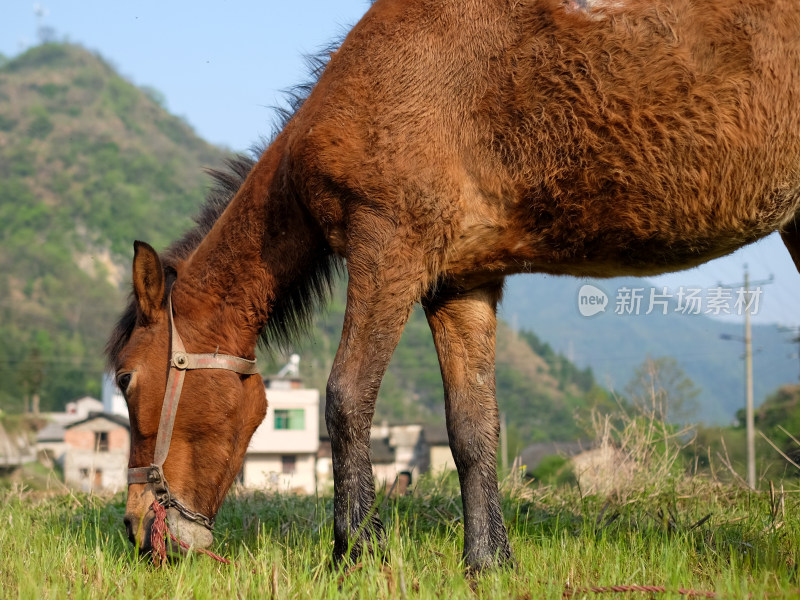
[127,292,260,531]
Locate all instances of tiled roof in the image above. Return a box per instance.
[64,412,130,430]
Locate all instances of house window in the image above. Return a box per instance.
[281,455,296,474]
[274,409,305,430]
[79,468,89,479]
[95,431,109,452]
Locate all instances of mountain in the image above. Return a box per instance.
[0,43,606,452]
[501,275,798,424]
[0,43,226,410]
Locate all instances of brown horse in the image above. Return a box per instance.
[108,0,800,570]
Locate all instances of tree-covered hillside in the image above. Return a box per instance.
[0,43,226,411]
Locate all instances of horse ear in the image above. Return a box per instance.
[132,240,165,323]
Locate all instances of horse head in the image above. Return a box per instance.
[112,241,267,556]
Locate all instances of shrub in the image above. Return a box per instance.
[530,453,576,485]
[0,113,17,131]
[5,44,71,73]
[27,105,54,139]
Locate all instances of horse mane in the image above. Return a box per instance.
[106,45,343,368]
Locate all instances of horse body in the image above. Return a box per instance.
[110,0,800,570]
[294,0,800,282]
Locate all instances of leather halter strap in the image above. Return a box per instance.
[127,292,259,530]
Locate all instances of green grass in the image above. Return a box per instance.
[1,474,799,599]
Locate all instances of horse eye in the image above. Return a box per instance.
[116,372,132,393]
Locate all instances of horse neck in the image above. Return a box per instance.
[175,136,322,357]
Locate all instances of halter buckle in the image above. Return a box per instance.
[147,465,165,485]
[172,352,189,369]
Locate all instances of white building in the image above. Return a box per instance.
[367,423,456,491]
[370,422,425,485]
[242,365,320,494]
[101,373,128,418]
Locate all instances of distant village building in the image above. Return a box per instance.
[368,422,456,487]
[242,356,320,494]
[36,396,105,466]
[101,373,128,418]
[369,433,399,485]
[63,413,130,492]
[0,419,36,470]
[31,364,458,495]
[66,396,106,418]
[36,421,67,467]
[422,426,455,473]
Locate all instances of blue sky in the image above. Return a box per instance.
[2,0,799,327]
[1,1,370,150]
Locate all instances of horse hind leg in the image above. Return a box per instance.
[780,217,800,274]
[422,280,513,572]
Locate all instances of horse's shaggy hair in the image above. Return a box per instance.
[106,49,343,366]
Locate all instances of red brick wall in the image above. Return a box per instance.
[64,429,95,450]
[64,426,129,451]
[109,428,129,451]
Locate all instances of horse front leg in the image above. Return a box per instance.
[423,281,513,572]
[326,240,423,564]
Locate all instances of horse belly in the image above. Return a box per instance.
[443,191,788,282]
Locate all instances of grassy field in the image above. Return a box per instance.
[1,470,799,600]
[2,410,799,599]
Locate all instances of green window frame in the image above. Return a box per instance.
[274,408,305,430]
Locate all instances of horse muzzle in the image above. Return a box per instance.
[162,507,214,552]
[124,505,214,557]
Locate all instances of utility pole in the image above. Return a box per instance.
[720,265,772,490]
[499,412,508,473]
[744,267,755,490]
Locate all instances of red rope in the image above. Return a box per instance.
[149,500,231,567]
[150,500,168,567]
